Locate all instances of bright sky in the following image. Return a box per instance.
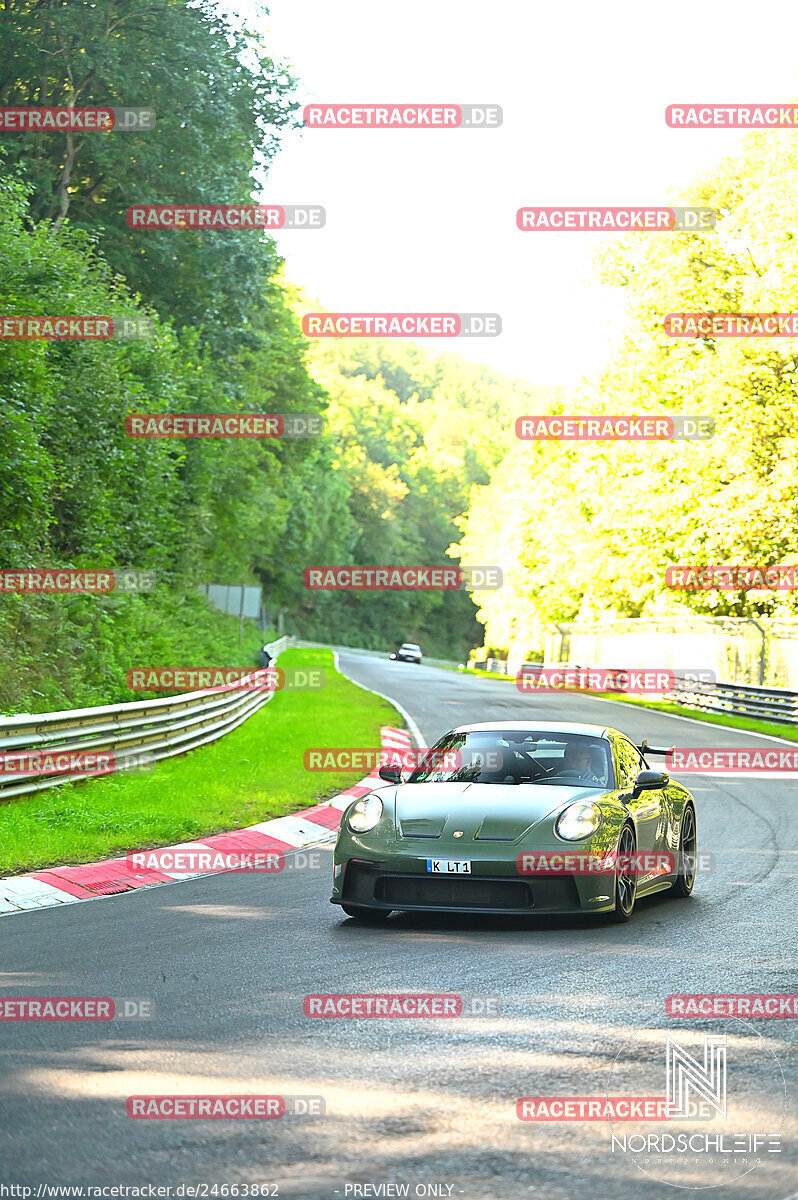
[237,0,798,384]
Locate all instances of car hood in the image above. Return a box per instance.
[393,781,607,842]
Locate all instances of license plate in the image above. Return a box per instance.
[426,859,471,874]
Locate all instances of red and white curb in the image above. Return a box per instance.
[0,725,412,916]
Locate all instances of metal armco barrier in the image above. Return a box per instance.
[0,636,295,803]
[468,658,798,725]
[664,676,798,725]
[468,658,548,675]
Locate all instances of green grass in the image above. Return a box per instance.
[583,690,798,742]
[437,662,798,741]
[0,647,402,875]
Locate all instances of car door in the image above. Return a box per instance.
[614,736,665,864]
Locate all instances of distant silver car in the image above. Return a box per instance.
[390,643,422,664]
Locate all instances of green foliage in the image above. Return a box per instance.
[293,310,562,656]
[0,0,297,361]
[456,130,798,657]
[0,586,270,715]
[0,0,563,692]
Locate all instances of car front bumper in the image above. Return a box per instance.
[331,856,619,915]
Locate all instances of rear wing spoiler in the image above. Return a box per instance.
[637,740,674,757]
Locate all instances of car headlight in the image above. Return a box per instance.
[347,795,383,833]
[556,802,602,840]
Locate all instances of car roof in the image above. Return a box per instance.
[451,720,613,739]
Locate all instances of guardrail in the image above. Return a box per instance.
[664,676,798,725]
[0,636,295,803]
[470,658,798,725]
[468,658,544,675]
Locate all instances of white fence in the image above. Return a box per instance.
[545,616,798,689]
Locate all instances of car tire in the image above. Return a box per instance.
[609,823,637,923]
[341,903,392,922]
[670,804,696,897]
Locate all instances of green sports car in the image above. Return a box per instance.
[330,721,697,923]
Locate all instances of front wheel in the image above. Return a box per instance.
[670,804,696,897]
[341,903,392,922]
[609,824,637,923]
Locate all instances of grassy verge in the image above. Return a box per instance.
[438,663,798,741]
[582,690,798,742]
[0,647,402,875]
[437,664,519,681]
[0,587,272,715]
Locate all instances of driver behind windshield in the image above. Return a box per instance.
[555,741,604,784]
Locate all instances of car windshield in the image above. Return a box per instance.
[407,730,614,787]
[402,644,421,651]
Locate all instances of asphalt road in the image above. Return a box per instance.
[1,653,796,1199]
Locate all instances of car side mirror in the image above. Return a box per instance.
[631,769,669,799]
[379,765,402,783]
